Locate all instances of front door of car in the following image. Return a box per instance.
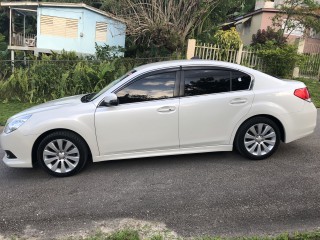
[95,70,180,157]
[179,68,254,148]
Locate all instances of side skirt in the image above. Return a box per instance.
[93,145,233,162]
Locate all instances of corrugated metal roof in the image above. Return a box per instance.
[0,1,126,24]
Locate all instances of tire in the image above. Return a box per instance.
[235,117,281,160]
[37,131,89,177]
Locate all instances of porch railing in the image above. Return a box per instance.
[11,33,37,47]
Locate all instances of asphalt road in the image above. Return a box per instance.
[0,110,320,239]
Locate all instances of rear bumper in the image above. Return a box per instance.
[283,102,317,143]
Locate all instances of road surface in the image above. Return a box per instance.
[0,110,319,239]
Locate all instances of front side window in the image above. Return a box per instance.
[184,69,231,96]
[116,72,176,104]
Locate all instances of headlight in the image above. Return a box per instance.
[4,114,32,134]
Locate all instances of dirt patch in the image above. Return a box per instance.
[0,218,180,240]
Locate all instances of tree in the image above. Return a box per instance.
[101,0,222,54]
[0,34,6,52]
[195,0,256,42]
[272,0,320,39]
[0,9,9,39]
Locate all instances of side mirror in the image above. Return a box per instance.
[102,93,119,107]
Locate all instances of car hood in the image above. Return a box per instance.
[8,94,86,121]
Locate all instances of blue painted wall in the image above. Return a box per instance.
[37,6,126,55]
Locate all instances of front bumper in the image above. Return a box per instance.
[0,129,38,168]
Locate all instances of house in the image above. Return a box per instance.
[0,2,126,60]
[228,0,320,53]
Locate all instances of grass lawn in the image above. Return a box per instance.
[42,229,320,240]
[0,102,35,126]
[297,78,320,108]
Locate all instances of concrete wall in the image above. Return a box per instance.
[260,12,276,30]
[236,13,263,45]
[37,6,126,55]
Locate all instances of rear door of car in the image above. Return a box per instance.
[178,67,254,148]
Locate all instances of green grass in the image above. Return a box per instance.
[0,102,35,126]
[296,78,320,108]
[68,229,140,240]
[66,230,320,240]
[5,228,320,240]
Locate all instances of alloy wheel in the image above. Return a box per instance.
[244,123,276,156]
[43,139,80,173]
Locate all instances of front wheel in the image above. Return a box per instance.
[37,131,89,177]
[235,117,281,160]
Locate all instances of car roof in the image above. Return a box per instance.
[134,60,253,73]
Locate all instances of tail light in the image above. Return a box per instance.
[294,87,311,102]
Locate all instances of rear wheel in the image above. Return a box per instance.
[37,131,88,177]
[235,117,280,160]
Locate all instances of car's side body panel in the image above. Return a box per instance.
[229,82,317,145]
[179,90,254,147]
[1,101,100,168]
[95,98,180,156]
[93,144,233,162]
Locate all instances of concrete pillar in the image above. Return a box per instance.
[11,50,15,72]
[293,38,305,78]
[186,39,196,60]
[236,44,243,64]
[24,51,27,65]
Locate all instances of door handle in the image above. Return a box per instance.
[230,98,248,105]
[157,106,176,113]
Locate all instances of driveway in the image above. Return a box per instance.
[0,110,320,239]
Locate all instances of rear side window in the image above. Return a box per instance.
[116,72,176,104]
[231,71,252,91]
[184,69,231,96]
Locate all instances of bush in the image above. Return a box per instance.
[251,27,286,47]
[0,58,135,103]
[257,42,304,78]
[213,27,242,50]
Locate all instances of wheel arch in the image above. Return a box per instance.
[233,114,285,146]
[32,128,93,167]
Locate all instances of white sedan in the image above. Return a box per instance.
[0,60,317,177]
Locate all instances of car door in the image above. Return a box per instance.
[179,67,254,148]
[95,69,180,156]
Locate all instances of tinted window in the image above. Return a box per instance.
[184,69,230,96]
[231,71,251,91]
[116,72,176,104]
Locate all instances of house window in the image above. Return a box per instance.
[309,28,319,38]
[282,19,304,36]
[95,22,108,42]
[40,15,78,39]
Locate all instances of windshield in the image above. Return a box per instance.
[89,70,136,101]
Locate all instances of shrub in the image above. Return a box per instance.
[256,42,304,78]
[251,27,286,47]
[0,56,165,103]
[213,27,242,50]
